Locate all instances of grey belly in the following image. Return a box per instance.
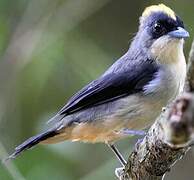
[55,93,167,143]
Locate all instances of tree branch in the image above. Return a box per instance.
[187,40,194,91]
[117,40,194,180]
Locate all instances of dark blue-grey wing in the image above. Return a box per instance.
[58,60,159,116]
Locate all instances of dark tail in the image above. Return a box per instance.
[7,129,58,161]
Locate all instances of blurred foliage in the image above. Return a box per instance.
[0,0,194,179]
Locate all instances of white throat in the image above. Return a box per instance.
[150,36,185,65]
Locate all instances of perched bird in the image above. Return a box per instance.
[8,4,189,166]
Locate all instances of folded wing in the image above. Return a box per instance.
[58,59,158,116]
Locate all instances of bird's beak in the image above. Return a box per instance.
[168,27,189,39]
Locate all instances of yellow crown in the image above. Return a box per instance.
[142,4,176,20]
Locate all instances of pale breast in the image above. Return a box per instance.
[122,38,187,132]
[148,37,186,104]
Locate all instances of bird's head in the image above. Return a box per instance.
[131,4,189,64]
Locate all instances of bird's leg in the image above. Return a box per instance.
[107,143,126,178]
[107,130,146,178]
[107,143,126,166]
[116,128,146,136]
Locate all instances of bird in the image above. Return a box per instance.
[8,4,189,166]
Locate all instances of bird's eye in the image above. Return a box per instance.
[153,22,165,35]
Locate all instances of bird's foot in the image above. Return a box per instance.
[136,137,144,144]
[115,167,125,179]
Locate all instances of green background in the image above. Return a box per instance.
[0,0,194,179]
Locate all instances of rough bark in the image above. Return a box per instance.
[118,40,194,180]
[187,41,194,91]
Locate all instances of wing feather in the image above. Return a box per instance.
[58,59,158,116]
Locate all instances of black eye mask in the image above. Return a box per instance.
[146,12,184,39]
